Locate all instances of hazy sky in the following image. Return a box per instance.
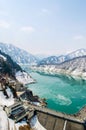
[0,0,86,55]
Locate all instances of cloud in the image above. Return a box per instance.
[21,26,35,32]
[0,20,10,29]
[73,35,84,40]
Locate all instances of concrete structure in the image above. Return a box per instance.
[27,104,86,130]
[37,110,85,130]
[4,101,86,129]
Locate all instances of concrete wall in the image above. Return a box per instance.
[37,111,85,130]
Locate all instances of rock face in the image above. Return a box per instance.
[32,56,86,79]
[0,50,22,76]
[19,125,32,130]
[0,42,38,65]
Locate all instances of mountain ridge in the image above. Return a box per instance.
[38,49,86,65]
[31,55,86,80]
[0,42,38,65]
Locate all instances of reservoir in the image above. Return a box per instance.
[24,66,86,114]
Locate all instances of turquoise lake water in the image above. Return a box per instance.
[23,66,86,114]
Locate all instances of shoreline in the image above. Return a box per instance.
[31,66,86,80]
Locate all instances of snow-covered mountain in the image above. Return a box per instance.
[35,54,50,60]
[0,50,35,84]
[0,42,38,65]
[0,50,22,76]
[32,56,86,79]
[38,49,86,65]
[66,48,86,60]
[38,56,60,65]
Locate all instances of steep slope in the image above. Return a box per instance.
[56,56,86,73]
[0,42,38,65]
[38,56,60,65]
[38,49,86,65]
[32,56,86,79]
[0,50,22,76]
[66,49,86,60]
[0,50,35,84]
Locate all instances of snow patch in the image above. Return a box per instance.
[0,87,14,107]
[0,54,6,61]
[6,87,13,98]
[15,121,27,130]
[0,107,8,130]
[8,118,16,130]
[31,102,41,106]
[16,71,35,85]
[30,115,47,130]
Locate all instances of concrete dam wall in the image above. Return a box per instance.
[37,110,85,130]
[28,104,86,130]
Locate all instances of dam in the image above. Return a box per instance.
[27,104,86,130]
[4,99,86,130]
[37,110,85,130]
[2,74,86,130]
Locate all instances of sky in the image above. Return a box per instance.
[0,0,86,55]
